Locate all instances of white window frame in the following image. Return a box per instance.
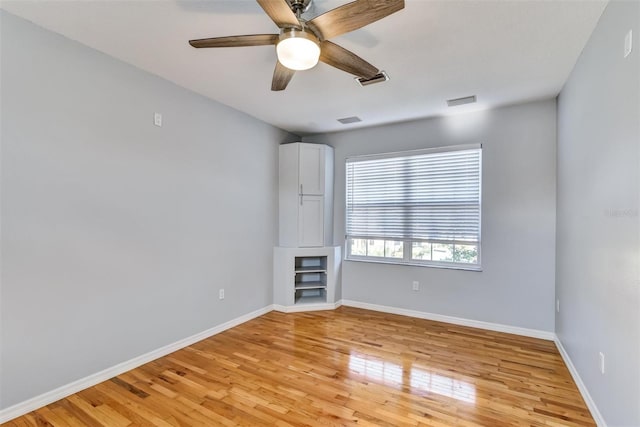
[345,144,482,271]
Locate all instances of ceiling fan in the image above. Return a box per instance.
[188,0,405,91]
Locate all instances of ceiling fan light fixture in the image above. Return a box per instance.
[276,29,320,71]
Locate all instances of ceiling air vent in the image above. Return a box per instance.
[337,116,362,124]
[355,71,389,87]
[447,95,477,107]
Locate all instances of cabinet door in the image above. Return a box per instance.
[298,144,325,195]
[298,195,324,247]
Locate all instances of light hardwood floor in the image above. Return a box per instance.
[4,307,595,426]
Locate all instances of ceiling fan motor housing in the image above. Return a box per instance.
[278,28,319,45]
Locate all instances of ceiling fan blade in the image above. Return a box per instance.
[189,34,279,48]
[319,41,378,79]
[308,0,404,40]
[256,0,300,28]
[272,61,296,91]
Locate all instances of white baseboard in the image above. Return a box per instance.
[341,300,556,340]
[0,305,275,424]
[273,300,342,313]
[554,337,607,427]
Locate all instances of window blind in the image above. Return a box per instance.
[345,146,481,243]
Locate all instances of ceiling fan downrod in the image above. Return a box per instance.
[288,0,312,17]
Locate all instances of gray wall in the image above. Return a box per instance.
[304,99,557,332]
[0,11,296,409]
[556,1,640,425]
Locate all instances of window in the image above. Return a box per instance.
[345,145,481,270]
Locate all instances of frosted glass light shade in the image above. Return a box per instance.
[276,30,320,71]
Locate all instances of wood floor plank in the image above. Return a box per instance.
[3,307,595,426]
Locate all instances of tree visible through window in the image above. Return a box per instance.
[345,145,482,269]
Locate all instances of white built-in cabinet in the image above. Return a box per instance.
[275,142,339,311]
[278,143,334,248]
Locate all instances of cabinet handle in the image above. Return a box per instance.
[300,194,303,206]
[300,184,303,195]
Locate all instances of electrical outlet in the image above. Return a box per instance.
[412,281,420,291]
[624,29,633,58]
[154,112,162,127]
[556,299,560,313]
[219,289,225,300]
[599,352,605,374]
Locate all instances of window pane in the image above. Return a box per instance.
[367,240,385,257]
[385,241,404,258]
[412,242,432,260]
[453,244,478,264]
[350,239,367,256]
[345,146,481,268]
[432,243,454,262]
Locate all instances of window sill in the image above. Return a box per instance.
[344,257,483,272]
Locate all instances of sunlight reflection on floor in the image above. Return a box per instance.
[410,368,476,404]
[348,353,403,387]
[348,353,476,404]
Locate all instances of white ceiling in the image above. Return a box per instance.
[1,0,607,135]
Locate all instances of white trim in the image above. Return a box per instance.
[341,300,555,340]
[273,300,342,313]
[554,336,607,427]
[344,257,483,272]
[0,305,275,424]
[345,143,482,162]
